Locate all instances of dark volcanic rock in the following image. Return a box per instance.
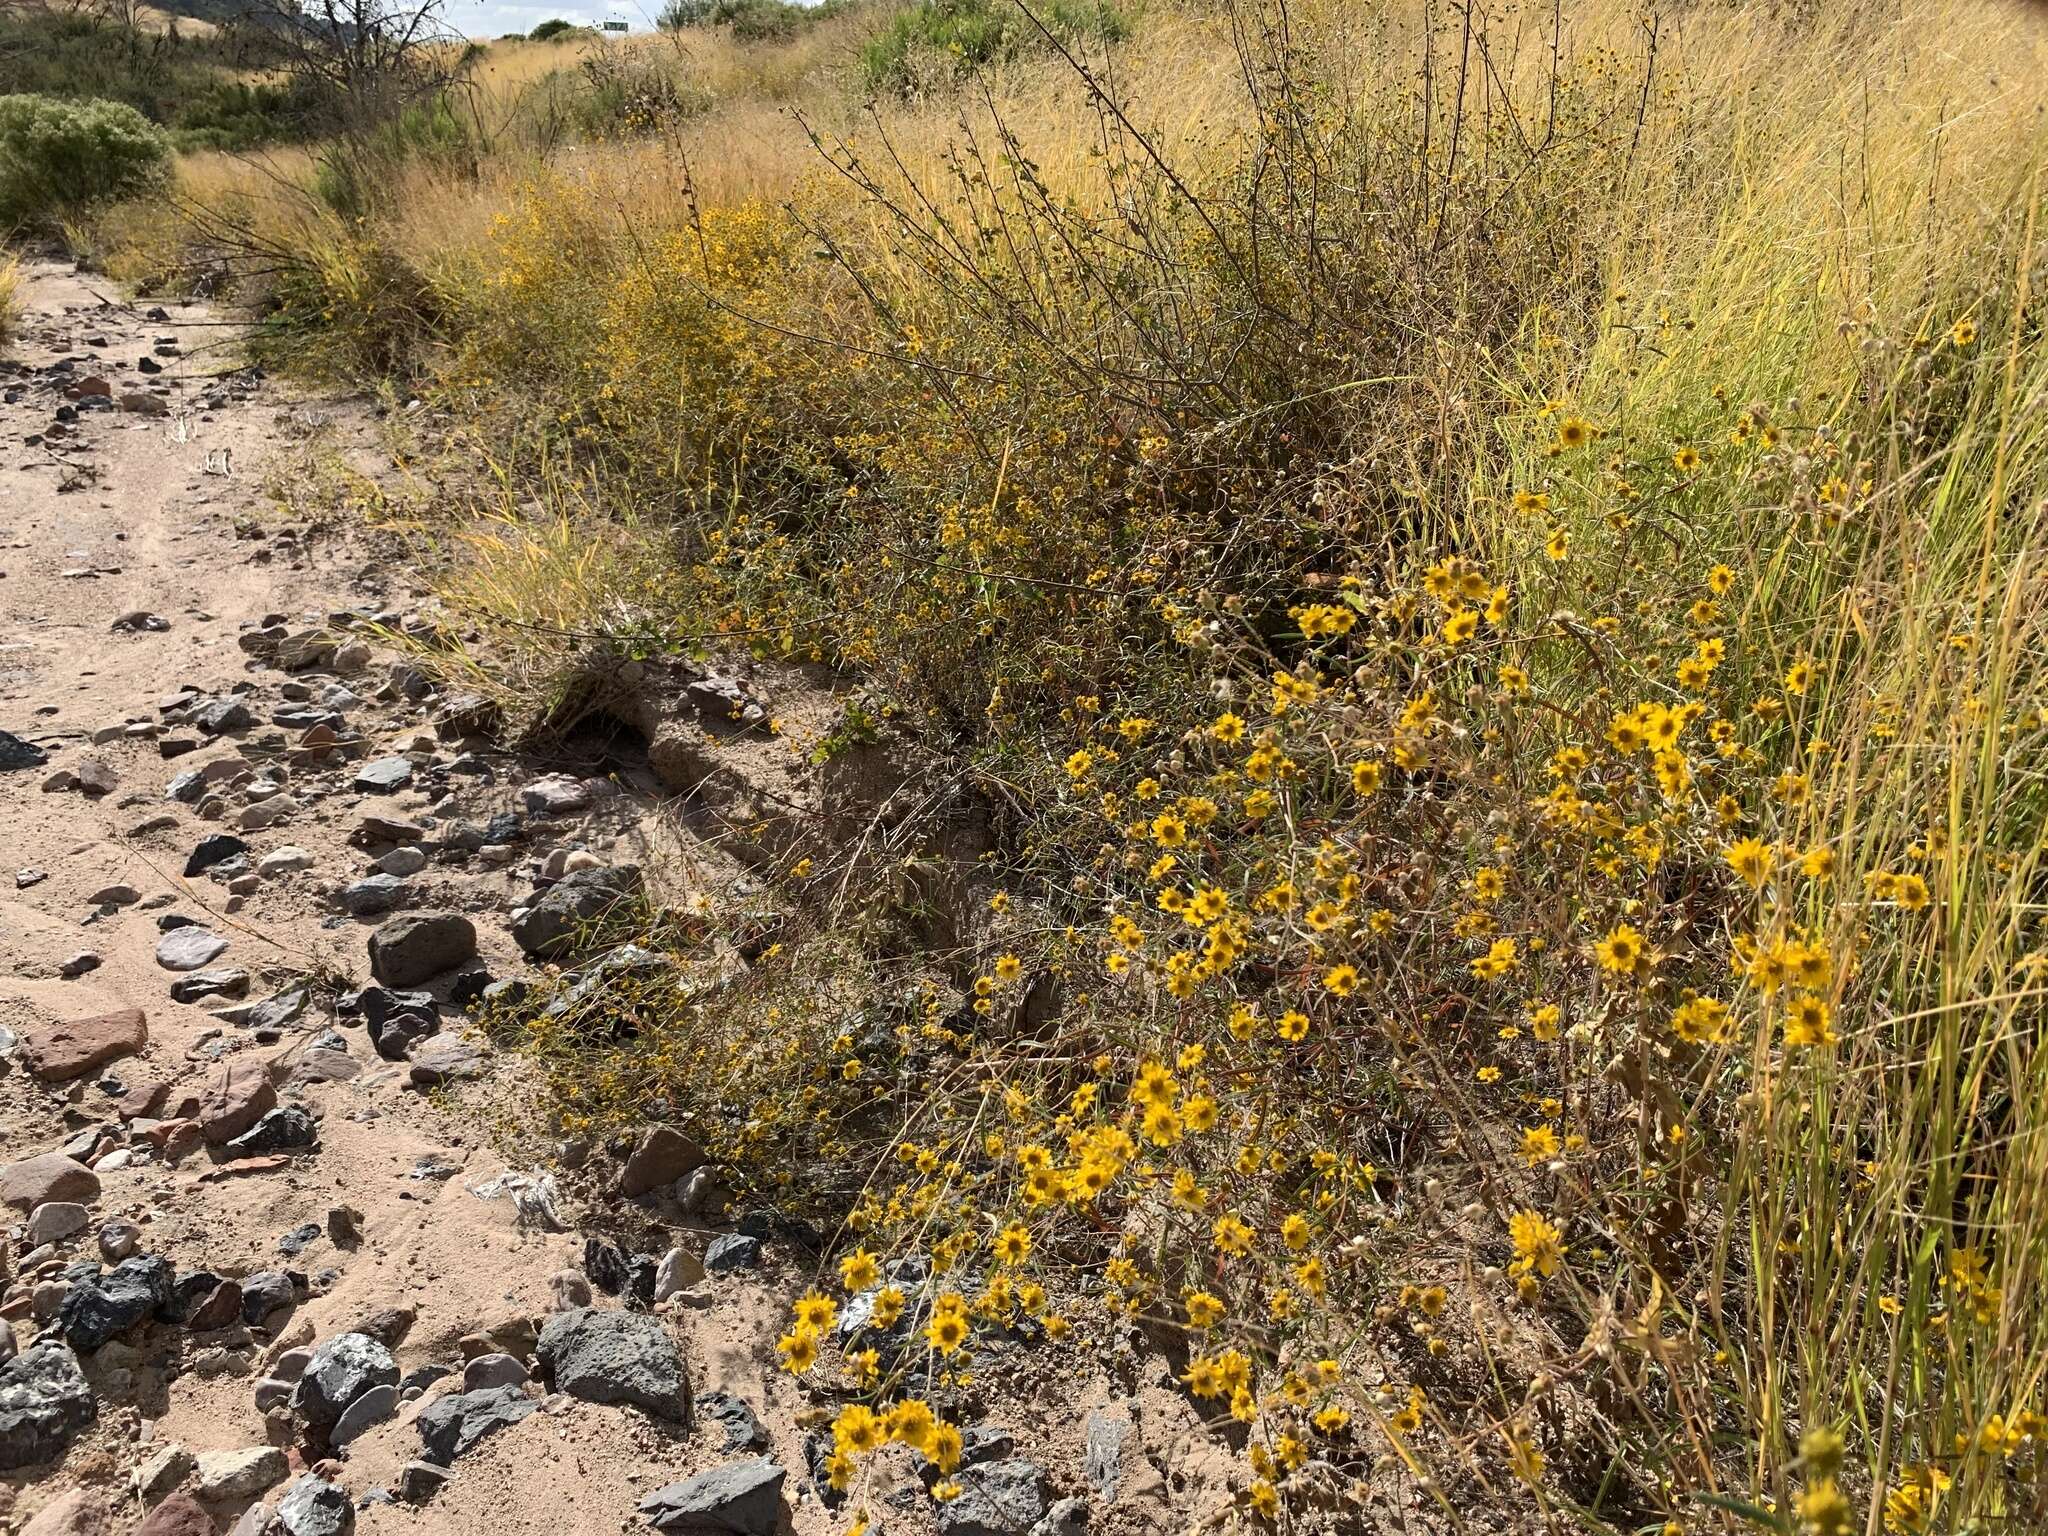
[293,1332,399,1433]
[510,865,643,960]
[367,913,477,987]
[58,1254,174,1351]
[536,1307,689,1423]
[637,1458,786,1535]
[0,1343,96,1469]
[415,1384,538,1465]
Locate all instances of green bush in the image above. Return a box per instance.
[0,94,169,230]
[660,0,831,40]
[861,0,1131,94]
[529,18,581,40]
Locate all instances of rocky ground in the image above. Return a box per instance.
[0,260,1233,1536]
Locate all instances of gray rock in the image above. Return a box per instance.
[57,950,101,978]
[98,1219,140,1261]
[520,773,591,815]
[1028,1497,1088,1536]
[133,1442,196,1500]
[654,1248,705,1303]
[415,1384,537,1465]
[170,968,250,1003]
[195,1444,289,1500]
[695,1391,768,1452]
[359,987,438,1060]
[240,1271,297,1324]
[293,1332,399,1432]
[259,846,314,876]
[636,1457,786,1535]
[1,1153,99,1212]
[509,864,643,960]
[374,845,427,876]
[156,927,229,971]
[0,1342,96,1469]
[460,1353,528,1392]
[1084,1409,1131,1499]
[331,1382,399,1446]
[275,1474,353,1536]
[238,795,300,831]
[353,757,414,793]
[939,1460,1051,1536]
[338,873,409,917]
[536,1307,688,1422]
[28,1201,91,1245]
[367,913,476,987]
[703,1235,760,1274]
[88,883,142,906]
[407,1035,485,1087]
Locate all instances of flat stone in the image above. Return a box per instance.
[197,1059,277,1146]
[1,729,50,771]
[406,1035,485,1087]
[938,1459,1051,1536]
[415,1383,536,1464]
[133,1443,195,1500]
[173,970,252,1008]
[293,1332,398,1433]
[19,1008,147,1081]
[259,846,314,876]
[185,1278,245,1332]
[237,796,300,831]
[353,757,413,793]
[655,1248,706,1303]
[367,913,476,987]
[1085,1408,1131,1498]
[195,1444,289,1500]
[520,773,592,815]
[157,928,229,971]
[0,1343,96,1469]
[1,1154,100,1211]
[637,1457,786,1535]
[338,873,409,916]
[88,883,141,906]
[536,1307,688,1422]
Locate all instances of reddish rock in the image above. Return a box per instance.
[618,1125,710,1197]
[20,1490,110,1536]
[19,1009,148,1082]
[116,1080,170,1120]
[135,1494,213,1536]
[0,1152,100,1211]
[185,1279,244,1333]
[196,1060,276,1146]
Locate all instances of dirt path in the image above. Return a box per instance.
[0,257,852,1536]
